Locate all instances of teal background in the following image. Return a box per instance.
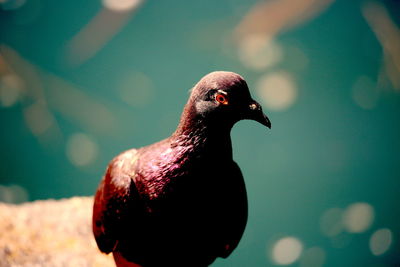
[1,0,399,266]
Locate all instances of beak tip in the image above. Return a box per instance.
[255,114,271,129]
[264,118,271,129]
[248,101,271,129]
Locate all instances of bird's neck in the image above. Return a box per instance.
[172,104,233,158]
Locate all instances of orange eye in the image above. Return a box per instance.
[215,93,229,105]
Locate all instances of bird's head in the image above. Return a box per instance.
[187,71,271,129]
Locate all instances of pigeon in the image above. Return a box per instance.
[92,71,271,267]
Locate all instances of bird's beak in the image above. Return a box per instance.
[246,101,271,129]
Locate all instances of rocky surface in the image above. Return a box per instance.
[0,197,114,267]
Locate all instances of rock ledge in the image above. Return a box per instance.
[0,197,114,267]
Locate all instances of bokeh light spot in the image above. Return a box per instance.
[343,202,374,233]
[102,0,142,12]
[66,133,99,166]
[238,35,283,70]
[0,184,29,203]
[271,236,303,265]
[0,0,26,10]
[257,71,297,111]
[23,103,54,136]
[320,208,344,237]
[352,76,379,110]
[0,74,24,107]
[299,247,326,267]
[118,71,154,108]
[369,228,392,256]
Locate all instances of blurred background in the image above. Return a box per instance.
[0,0,399,266]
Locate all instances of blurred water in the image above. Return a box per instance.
[1,0,399,266]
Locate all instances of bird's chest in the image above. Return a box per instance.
[145,157,233,216]
[132,153,245,258]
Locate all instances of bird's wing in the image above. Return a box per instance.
[92,149,141,254]
[220,161,248,258]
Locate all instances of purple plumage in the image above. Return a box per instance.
[92,71,271,267]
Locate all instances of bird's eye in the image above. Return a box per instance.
[215,93,229,105]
